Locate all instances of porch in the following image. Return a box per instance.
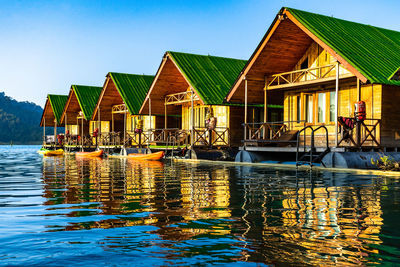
[242,118,381,151]
[143,91,231,149]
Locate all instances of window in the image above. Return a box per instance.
[318,93,326,123]
[330,91,336,122]
[296,96,301,122]
[305,94,313,123]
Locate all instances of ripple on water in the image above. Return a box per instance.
[0,145,399,265]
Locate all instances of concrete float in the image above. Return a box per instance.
[236,150,400,170]
[321,152,400,169]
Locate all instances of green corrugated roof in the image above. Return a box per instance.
[168,51,247,105]
[286,7,400,86]
[48,94,68,124]
[109,72,154,114]
[71,85,102,120]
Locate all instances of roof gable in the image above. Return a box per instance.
[48,94,68,125]
[286,7,400,86]
[71,85,102,120]
[168,51,247,104]
[109,72,154,114]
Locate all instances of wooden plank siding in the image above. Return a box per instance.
[279,41,385,147]
[229,106,245,147]
[381,85,400,147]
[283,82,383,147]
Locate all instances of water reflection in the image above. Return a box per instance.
[2,147,400,265]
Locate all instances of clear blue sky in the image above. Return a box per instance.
[1,0,399,107]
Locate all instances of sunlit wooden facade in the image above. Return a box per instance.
[91,72,160,148]
[60,85,102,149]
[139,51,264,149]
[227,7,400,150]
[40,94,68,147]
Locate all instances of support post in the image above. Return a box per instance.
[190,90,194,148]
[123,105,127,152]
[98,106,101,146]
[43,117,46,145]
[335,61,340,147]
[264,89,268,123]
[54,120,57,139]
[148,97,151,147]
[65,113,68,147]
[54,120,57,146]
[164,99,167,129]
[65,113,67,135]
[112,109,114,133]
[263,80,268,139]
[244,77,248,145]
[81,116,84,151]
[356,78,361,147]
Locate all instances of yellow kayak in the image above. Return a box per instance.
[43,149,64,156]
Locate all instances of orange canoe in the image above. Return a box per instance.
[76,150,104,158]
[127,151,164,161]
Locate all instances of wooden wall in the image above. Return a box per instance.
[293,42,350,78]
[283,82,382,147]
[229,106,245,147]
[381,85,400,147]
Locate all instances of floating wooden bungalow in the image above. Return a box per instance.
[139,51,281,153]
[40,94,69,147]
[60,85,102,150]
[91,72,157,150]
[226,7,400,166]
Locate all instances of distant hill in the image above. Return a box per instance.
[0,92,53,144]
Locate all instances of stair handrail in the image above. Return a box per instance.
[310,125,329,167]
[296,125,314,165]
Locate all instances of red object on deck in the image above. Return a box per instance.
[354,101,366,121]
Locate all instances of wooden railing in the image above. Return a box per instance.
[145,128,189,146]
[267,64,337,88]
[242,118,381,149]
[244,121,303,142]
[165,91,200,105]
[338,118,381,148]
[143,127,230,147]
[192,127,230,147]
[98,132,121,146]
[112,104,127,114]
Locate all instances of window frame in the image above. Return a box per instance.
[291,90,336,126]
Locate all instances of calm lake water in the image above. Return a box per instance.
[0,146,400,266]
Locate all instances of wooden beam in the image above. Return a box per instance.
[357,78,361,101]
[266,73,355,90]
[244,77,248,143]
[139,56,167,114]
[226,16,282,102]
[335,61,339,147]
[92,75,111,121]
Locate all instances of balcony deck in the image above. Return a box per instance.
[242,119,381,151]
[266,64,355,90]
